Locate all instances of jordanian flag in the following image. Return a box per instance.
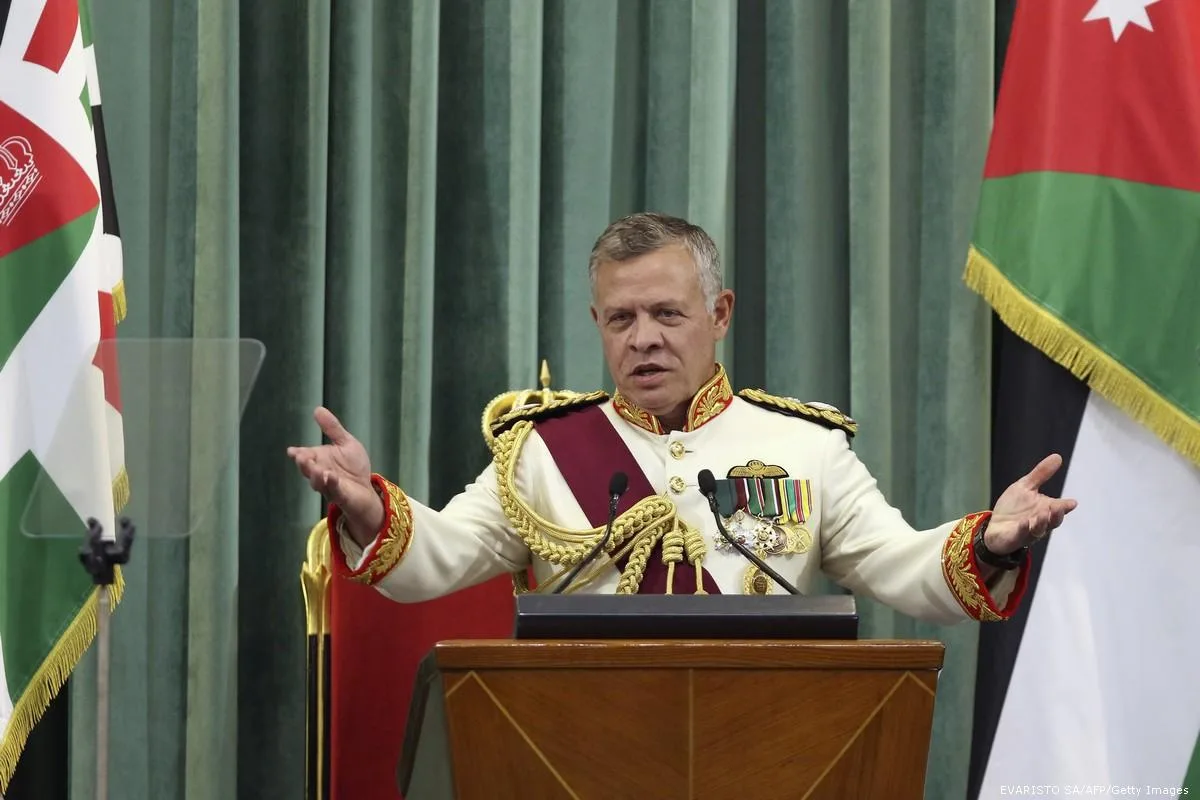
[964,0,1200,794]
[0,0,127,791]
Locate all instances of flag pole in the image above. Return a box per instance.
[95,584,111,800]
[78,517,135,800]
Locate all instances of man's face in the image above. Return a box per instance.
[590,244,734,424]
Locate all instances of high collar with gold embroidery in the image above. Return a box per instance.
[612,365,734,434]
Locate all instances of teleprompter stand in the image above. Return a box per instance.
[77,517,135,800]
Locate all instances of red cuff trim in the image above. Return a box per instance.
[941,511,1030,622]
[327,474,414,586]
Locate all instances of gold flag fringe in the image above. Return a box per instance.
[0,568,127,793]
[111,279,127,325]
[964,245,1200,468]
[113,467,130,512]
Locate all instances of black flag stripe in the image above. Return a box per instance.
[966,323,1090,800]
[0,1,10,46]
[91,105,121,238]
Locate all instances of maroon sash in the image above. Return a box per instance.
[534,405,720,594]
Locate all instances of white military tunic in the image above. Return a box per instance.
[329,367,1026,625]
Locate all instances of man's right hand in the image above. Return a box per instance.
[287,407,384,548]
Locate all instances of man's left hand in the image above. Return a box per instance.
[984,453,1078,554]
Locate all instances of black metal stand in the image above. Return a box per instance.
[78,517,135,800]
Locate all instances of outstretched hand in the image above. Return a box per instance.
[286,407,384,543]
[984,453,1078,554]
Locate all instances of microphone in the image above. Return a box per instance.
[697,469,802,595]
[553,471,628,594]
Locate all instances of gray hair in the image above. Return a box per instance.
[587,212,723,312]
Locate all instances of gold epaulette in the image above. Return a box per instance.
[481,360,609,448]
[737,388,858,437]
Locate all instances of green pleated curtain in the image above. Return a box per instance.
[18,0,998,797]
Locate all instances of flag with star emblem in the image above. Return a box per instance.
[964,0,1200,795]
[0,0,127,791]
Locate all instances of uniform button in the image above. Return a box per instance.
[668,476,686,494]
[669,441,686,460]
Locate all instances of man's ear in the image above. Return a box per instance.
[712,289,735,336]
[590,304,600,327]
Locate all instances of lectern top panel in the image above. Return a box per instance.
[432,639,945,671]
[512,592,861,640]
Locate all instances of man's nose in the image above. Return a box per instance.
[628,317,663,351]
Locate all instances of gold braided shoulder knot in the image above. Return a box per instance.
[481,361,609,593]
[491,420,703,594]
[737,388,858,438]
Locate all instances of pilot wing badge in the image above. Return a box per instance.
[714,460,813,594]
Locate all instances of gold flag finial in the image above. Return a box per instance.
[301,521,332,636]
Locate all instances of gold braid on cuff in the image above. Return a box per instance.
[941,512,1006,622]
[342,477,415,586]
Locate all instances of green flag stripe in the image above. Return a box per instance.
[972,172,1200,419]
[0,453,94,696]
[80,81,92,127]
[79,1,93,48]
[0,211,96,370]
[1184,732,1200,792]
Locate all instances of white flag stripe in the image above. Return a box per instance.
[84,44,100,106]
[105,401,125,495]
[980,392,1200,792]
[101,233,122,296]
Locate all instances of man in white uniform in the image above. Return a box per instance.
[287,213,1075,623]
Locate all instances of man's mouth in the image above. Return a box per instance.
[631,364,667,377]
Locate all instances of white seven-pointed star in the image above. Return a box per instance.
[1084,0,1161,41]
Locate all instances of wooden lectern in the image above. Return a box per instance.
[398,597,944,799]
